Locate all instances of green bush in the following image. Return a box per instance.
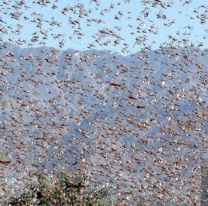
[7,172,108,206]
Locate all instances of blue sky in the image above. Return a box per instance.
[0,0,207,54]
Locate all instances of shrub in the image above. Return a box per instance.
[7,172,108,206]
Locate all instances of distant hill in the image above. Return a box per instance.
[0,43,207,205]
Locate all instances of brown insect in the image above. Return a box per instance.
[0,159,11,164]
[110,82,122,87]
[137,105,145,109]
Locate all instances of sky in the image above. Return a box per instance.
[0,0,207,54]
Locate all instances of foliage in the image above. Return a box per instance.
[7,172,108,206]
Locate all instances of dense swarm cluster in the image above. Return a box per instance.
[0,44,207,205]
[0,0,208,205]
